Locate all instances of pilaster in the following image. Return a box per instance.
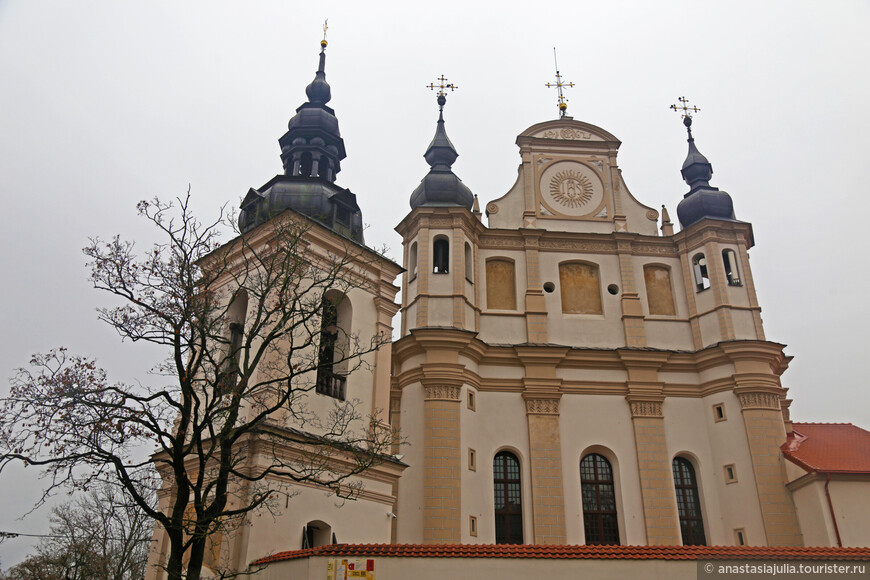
[619,350,680,545]
[723,342,803,546]
[422,382,462,543]
[615,235,646,347]
[523,394,567,544]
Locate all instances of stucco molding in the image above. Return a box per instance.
[628,399,664,418]
[738,392,780,411]
[524,397,561,415]
[423,385,461,401]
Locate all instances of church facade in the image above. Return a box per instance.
[146,41,870,579]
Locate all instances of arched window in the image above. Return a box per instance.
[464,242,473,282]
[408,242,418,280]
[643,265,676,315]
[722,249,741,286]
[673,457,706,545]
[692,253,710,291]
[316,293,350,400]
[580,453,619,545]
[559,262,602,314]
[433,236,449,274]
[302,520,334,549]
[221,290,248,393]
[486,259,516,310]
[299,152,313,177]
[493,451,523,544]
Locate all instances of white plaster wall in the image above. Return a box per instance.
[427,296,454,327]
[646,320,695,350]
[485,171,525,230]
[831,480,870,547]
[240,477,394,566]
[560,394,646,545]
[461,391,533,544]
[698,312,722,347]
[731,309,759,340]
[558,368,627,384]
[792,482,835,547]
[541,252,625,348]
[395,383,425,543]
[665,396,765,546]
[479,314,527,344]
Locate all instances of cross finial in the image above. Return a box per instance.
[427,75,458,115]
[670,96,700,136]
[321,19,328,48]
[427,75,458,98]
[545,48,574,118]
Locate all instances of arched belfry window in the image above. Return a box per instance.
[692,253,710,291]
[464,242,473,282]
[299,152,313,177]
[580,453,619,545]
[222,290,248,393]
[316,293,350,400]
[722,249,741,286]
[433,236,449,274]
[493,451,523,544]
[673,457,707,545]
[408,242,418,280]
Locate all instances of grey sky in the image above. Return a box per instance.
[1,0,868,567]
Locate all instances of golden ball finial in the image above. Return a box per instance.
[559,102,567,111]
[321,39,328,48]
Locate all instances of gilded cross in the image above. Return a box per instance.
[546,48,574,118]
[427,75,458,97]
[670,96,700,119]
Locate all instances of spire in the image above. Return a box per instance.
[670,97,736,228]
[546,48,574,118]
[278,30,346,181]
[423,90,459,169]
[305,27,331,105]
[409,76,473,209]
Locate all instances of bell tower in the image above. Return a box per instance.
[396,78,482,336]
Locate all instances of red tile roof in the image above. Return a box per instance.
[783,423,870,474]
[251,544,870,566]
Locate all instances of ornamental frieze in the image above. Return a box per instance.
[738,392,780,411]
[479,236,525,249]
[538,128,595,140]
[525,398,560,415]
[424,385,461,401]
[629,400,663,418]
[632,243,678,256]
[538,239,615,252]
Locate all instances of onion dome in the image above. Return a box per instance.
[676,116,736,228]
[409,94,474,209]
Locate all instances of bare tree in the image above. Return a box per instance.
[3,483,153,580]
[0,195,395,580]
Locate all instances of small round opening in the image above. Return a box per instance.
[607,284,619,295]
[543,282,555,293]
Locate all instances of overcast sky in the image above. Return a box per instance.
[1,0,868,567]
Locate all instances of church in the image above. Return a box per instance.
[146,38,870,580]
